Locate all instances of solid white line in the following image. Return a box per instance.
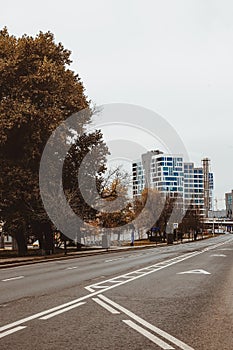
[2,276,24,282]
[123,320,174,349]
[99,295,195,350]
[40,302,86,320]
[85,286,95,292]
[92,298,120,314]
[0,326,27,338]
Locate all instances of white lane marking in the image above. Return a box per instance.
[132,271,147,274]
[2,276,24,282]
[177,269,211,275]
[218,248,233,251]
[210,254,226,257]
[92,298,120,314]
[85,251,202,291]
[85,238,233,292]
[105,258,123,263]
[0,326,27,339]
[108,280,124,283]
[98,295,194,350]
[39,302,86,320]
[123,320,174,350]
[66,266,79,270]
[1,238,232,335]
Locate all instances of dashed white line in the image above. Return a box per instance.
[66,266,79,270]
[123,320,174,349]
[105,258,123,263]
[218,248,233,251]
[210,254,226,257]
[2,276,24,282]
[0,326,27,339]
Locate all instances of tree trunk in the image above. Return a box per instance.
[76,228,82,250]
[0,234,4,248]
[15,229,27,256]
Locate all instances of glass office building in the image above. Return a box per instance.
[132,151,184,198]
[132,151,214,216]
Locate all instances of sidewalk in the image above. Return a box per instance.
[0,235,212,269]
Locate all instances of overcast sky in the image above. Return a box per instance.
[2,0,233,208]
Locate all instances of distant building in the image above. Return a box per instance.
[132,150,214,216]
[184,163,204,214]
[225,190,233,219]
[208,209,226,218]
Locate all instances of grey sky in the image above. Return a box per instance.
[2,0,233,208]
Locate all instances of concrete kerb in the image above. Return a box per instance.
[0,235,214,269]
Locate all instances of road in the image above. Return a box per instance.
[0,235,233,349]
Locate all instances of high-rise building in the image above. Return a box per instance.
[132,150,214,216]
[132,150,183,197]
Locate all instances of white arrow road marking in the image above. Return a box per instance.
[123,320,174,350]
[210,254,226,257]
[177,269,211,275]
[92,298,120,314]
[0,326,27,339]
[39,302,86,320]
[97,295,194,350]
[2,276,24,282]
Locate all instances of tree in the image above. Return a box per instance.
[132,189,182,241]
[62,130,109,247]
[132,188,166,234]
[179,206,203,240]
[89,166,133,243]
[0,28,91,255]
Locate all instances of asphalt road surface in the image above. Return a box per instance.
[1,234,233,349]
